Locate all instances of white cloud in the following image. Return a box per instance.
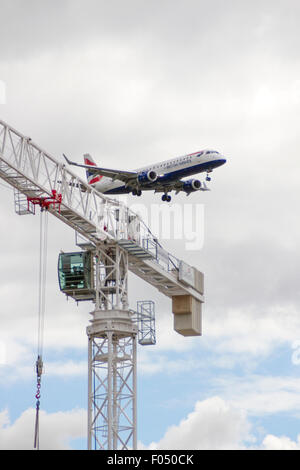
[138,349,198,376]
[142,396,253,450]
[205,305,300,358]
[141,395,300,451]
[0,407,86,450]
[262,434,300,450]
[215,375,300,416]
[44,360,86,377]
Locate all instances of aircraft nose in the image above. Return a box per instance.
[220,157,226,165]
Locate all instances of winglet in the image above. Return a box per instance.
[63,153,73,165]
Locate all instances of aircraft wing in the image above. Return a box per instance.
[63,154,138,183]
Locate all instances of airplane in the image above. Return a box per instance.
[63,149,226,202]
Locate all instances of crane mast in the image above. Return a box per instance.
[0,119,204,450]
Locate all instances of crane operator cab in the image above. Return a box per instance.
[58,251,95,301]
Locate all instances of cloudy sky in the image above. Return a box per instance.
[1,0,300,450]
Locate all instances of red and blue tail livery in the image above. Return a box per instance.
[84,154,104,185]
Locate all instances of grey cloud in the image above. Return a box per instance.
[202,238,300,311]
[1,0,299,64]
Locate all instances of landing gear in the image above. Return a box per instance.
[206,170,212,182]
[132,189,142,196]
[162,194,171,202]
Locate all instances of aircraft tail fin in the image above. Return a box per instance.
[83,153,103,185]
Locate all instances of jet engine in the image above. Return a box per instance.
[183,179,202,193]
[137,170,158,185]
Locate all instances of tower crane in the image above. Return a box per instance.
[0,119,204,450]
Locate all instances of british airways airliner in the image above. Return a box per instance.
[63,149,226,202]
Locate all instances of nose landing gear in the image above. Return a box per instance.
[162,194,171,202]
[206,169,213,182]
